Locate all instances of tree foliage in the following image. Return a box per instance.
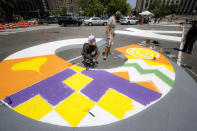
[84,0,104,17]
[106,0,131,16]
[0,0,16,21]
[78,0,131,17]
[148,0,179,18]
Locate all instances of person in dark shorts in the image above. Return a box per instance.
[182,21,197,54]
[81,35,99,67]
[103,11,121,60]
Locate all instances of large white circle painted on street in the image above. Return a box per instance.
[0,38,175,127]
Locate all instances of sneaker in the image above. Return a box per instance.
[103,56,107,60]
[187,51,192,54]
[94,61,99,64]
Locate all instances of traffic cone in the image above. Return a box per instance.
[4,22,10,29]
[0,23,4,30]
[17,22,21,28]
[11,22,17,29]
[24,21,29,27]
[35,21,39,26]
[30,22,34,27]
[20,22,25,28]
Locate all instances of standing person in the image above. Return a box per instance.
[103,11,121,60]
[81,35,99,67]
[182,21,197,54]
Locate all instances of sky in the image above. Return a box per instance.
[127,0,137,9]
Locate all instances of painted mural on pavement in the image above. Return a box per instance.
[0,38,175,127]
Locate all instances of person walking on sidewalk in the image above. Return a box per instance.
[103,11,121,60]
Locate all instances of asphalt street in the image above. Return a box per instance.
[0,24,197,131]
[1,24,196,81]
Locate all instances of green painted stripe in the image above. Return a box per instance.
[123,63,174,87]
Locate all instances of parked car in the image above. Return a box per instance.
[84,17,108,26]
[58,15,82,26]
[120,17,138,25]
[46,17,58,24]
[186,19,197,24]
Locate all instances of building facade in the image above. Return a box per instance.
[135,0,181,13]
[178,0,197,14]
[14,0,79,19]
[14,0,46,18]
[43,0,79,16]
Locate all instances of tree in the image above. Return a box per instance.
[168,2,179,14]
[0,0,16,22]
[60,7,67,15]
[106,0,131,16]
[148,0,163,18]
[78,0,104,17]
[78,0,131,17]
[148,0,179,18]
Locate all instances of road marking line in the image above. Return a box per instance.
[67,56,82,62]
[177,25,185,66]
[186,69,197,77]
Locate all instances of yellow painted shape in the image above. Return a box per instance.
[70,65,85,72]
[55,92,95,127]
[97,89,134,119]
[115,45,172,66]
[126,48,159,59]
[125,54,139,59]
[13,95,53,120]
[143,59,175,72]
[11,57,47,74]
[63,73,93,91]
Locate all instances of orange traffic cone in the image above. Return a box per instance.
[20,22,25,28]
[30,22,34,27]
[24,21,29,27]
[17,22,21,28]
[4,22,10,29]
[0,23,4,30]
[11,22,17,29]
[35,21,39,26]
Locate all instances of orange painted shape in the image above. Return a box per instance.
[135,81,160,93]
[0,55,71,99]
[112,72,130,81]
[115,44,172,66]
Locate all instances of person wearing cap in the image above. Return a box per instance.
[103,11,121,60]
[81,35,99,67]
